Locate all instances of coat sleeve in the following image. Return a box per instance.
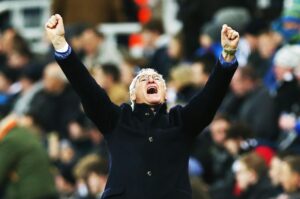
[180,56,238,136]
[0,138,18,185]
[55,48,121,134]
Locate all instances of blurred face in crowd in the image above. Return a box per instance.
[93,67,112,90]
[7,51,30,68]
[81,29,103,56]
[210,118,230,145]
[257,32,278,59]
[199,34,213,49]
[120,61,135,87]
[191,62,209,87]
[168,37,182,59]
[269,156,283,186]
[230,69,253,97]
[43,63,66,94]
[224,138,240,156]
[130,70,166,105]
[235,161,257,191]
[87,172,106,196]
[142,30,158,49]
[274,65,293,82]
[280,161,300,193]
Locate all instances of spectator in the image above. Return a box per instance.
[167,33,185,66]
[28,62,81,137]
[193,114,233,186]
[85,157,109,198]
[81,27,122,68]
[11,63,43,116]
[269,153,285,195]
[276,156,300,199]
[234,152,277,199]
[142,19,171,79]
[221,66,277,140]
[92,63,129,105]
[0,115,57,199]
[274,0,300,44]
[191,53,215,88]
[169,64,197,105]
[0,67,20,117]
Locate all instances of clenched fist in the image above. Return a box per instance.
[45,14,67,50]
[221,24,239,62]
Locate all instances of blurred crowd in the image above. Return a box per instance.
[1,0,300,199]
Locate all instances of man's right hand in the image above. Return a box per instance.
[45,14,67,51]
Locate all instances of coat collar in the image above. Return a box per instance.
[132,103,167,118]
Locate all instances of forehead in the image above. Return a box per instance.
[138,71,160,77]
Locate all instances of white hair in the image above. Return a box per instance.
[129,68,166,107]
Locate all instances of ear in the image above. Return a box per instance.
[130,92,136,102]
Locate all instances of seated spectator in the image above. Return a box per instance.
[11,63,43,117]
[223,123,254,158]
[167,33,185,67]
[221,66,277,140]
[234,152,277,199]
[28,62,81,137]
[73,154,108,199]
[272,45,300,115]
[169,64,198,105]
[0,67,20,117]
[269,153,286,195]
[276,156,300,199]
[191,53,215,89]
[81,27,122,68]
[92,63,129,105]
[141,19,171,79]
[0,115,57,199]
[193,114,233,186]
[84,157,109,198]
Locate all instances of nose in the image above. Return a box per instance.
[148,76,154,82]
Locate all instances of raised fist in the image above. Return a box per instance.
[221,24,239,49]
[45,14,67,50]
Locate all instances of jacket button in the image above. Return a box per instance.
[148,136,154,142]
[147,171,152,176]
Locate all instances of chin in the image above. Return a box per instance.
[145,95,163,105]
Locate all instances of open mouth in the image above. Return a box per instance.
[147,86,158,94]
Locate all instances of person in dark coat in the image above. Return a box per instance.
[45,14,239,199]
[28,62,81,137]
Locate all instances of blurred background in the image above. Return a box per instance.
[1,0,300,199]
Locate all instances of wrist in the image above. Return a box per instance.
[52,37,67,51]
[222,49,236,62]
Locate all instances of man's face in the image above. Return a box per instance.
[280,162,300,193]
[131,71,166,105]
[210,119,230,145]
[235,162,255,191]
[81,29,102,56]
[269,157,282,186]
